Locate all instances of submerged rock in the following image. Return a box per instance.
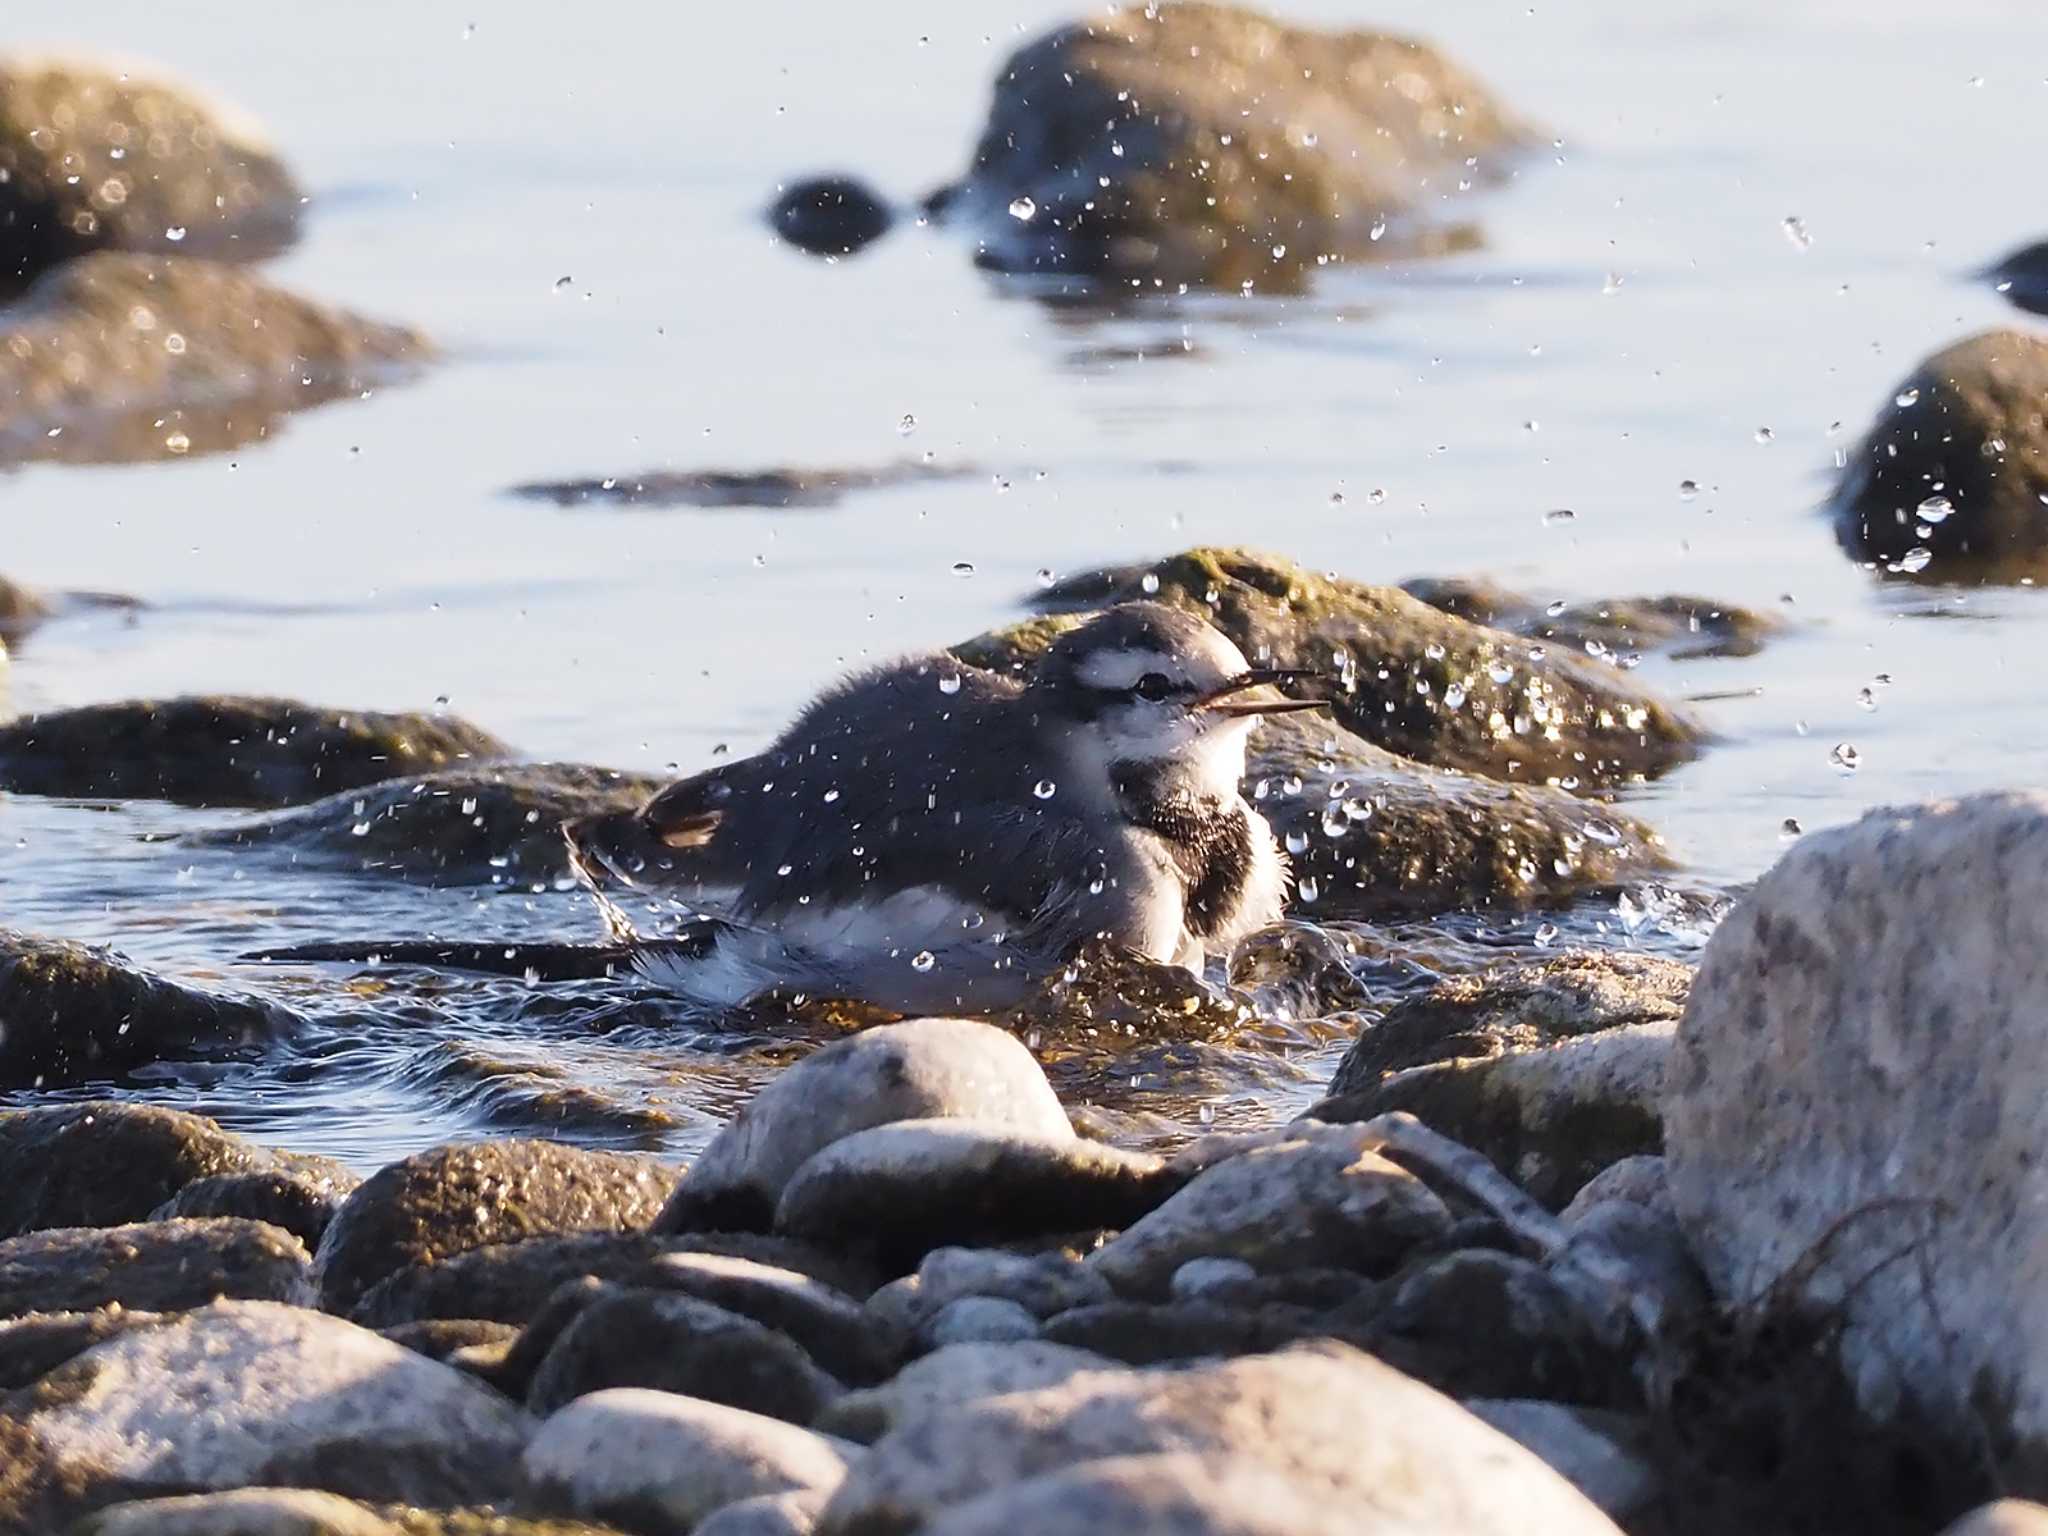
[0,935,286,1091]
[0,59,300,285]
[658,1017,1071,1234]
[816,1341,1621,1534]
[1665,791,2048,1480]
[0,1218,309,1319]
[1313,1022,1670,1209]
[767,174,895,256]
[186,762,662,885]
[1984,240,2048,318]
[969,547,1701,789]
[314,1139,674,1316]
[0,695,507,807]
[0,1101,282,1236]
[1402,577,1785,661]
[0,253,428,467]
[513,459,968,510]
[0,1300,530,1528]
[1833,330,2048,580]
[933,4,1525,289]
[1329,950,1693,1092]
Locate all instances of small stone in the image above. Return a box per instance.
[913,1247,1113,1321]
[1040,1301,1341,1366]
[925,1296,1041,1347]
[814,1341,1118,1444]
[150,1162,360,1249]
[1167,1257,1259,1300]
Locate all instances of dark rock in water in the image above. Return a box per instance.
[0,60,300,285]
[939,4,1526,289]
[1039,1300,1345,1364]
[0,1307,161,1390]
[658,1018,1071,1235]
[972,547,1702,789]
[0,1218,309,1319]
[513,458,969,511]
[1243,713,1668,919]
[185,762,662,886]
[1985,239,2048,317]
[0,942,287,1091]
[0,695,507,808]
[0,252,429,467]
[149,1160,361,1250]
[314,1139,675,1316]
[522,1283,845,1421]
[351,1229,882,1329]
[1310,1023,1671,1209]
[1833,329,2048,580]
[1369,1249,1620,1403]
[773,1119,1178,1272]
[0,1101,283,1236]
[1402,577,1785,662]
[1329,950,1693,1093]
[767,174,895,256]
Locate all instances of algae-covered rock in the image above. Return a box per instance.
[938,3,1526,289]
[150,1162,361,1250]
[0,59,300,285]
[977,547,1701,789]
[186,762,663,885]
[0,696,507,807]
[0,253,428,466]
[1833,329,2048,580]
[1329,950,1692,1094]
[0,1101,282,1236]
[0,934,286,1091]
[0,1218,309,1319]
[1402,577,1784,662]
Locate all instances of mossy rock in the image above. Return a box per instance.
[944,3,1526,288]
[0,59,300,286]
[0,695,508,808]
[0,934,287,1093]
[1401,576,1785,661]
[991,546,1703,789]
[185,762,664,885]
[0,252,429,466]
[1833,329,2048,581]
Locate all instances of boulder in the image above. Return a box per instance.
[924,1297,1040,1347]
[1560,1155,1671,1224]
[815,1341,1621,1534]
[149,1162,360,1249]
[1985,240,2048,317]
[0,59,298,283]
[936,4,1525,289]
[0,1300,530,1528]
[773,1120,1176,1272]
[314,1139,674,1316]
[1329,951,1693,1092]
[1664,792,2048,1479]
[1833,330,2048,580]
[1312,1023,1671,1208]
[0,1308,161,1390]
[815,1341,1117,1444]
[1039,1301,1341,1365]
[524,1388,852,1534]
[0,1102,280,1235]
[658,1018,1071,1234]
[0,1219,308,1319]
[766,174,895,257]
[1088,1125,1452,1296]
[961,548,1698,792]
[919,1452,1368,1536]
[0,253,428,467]
[185,763,663,886]
[0,695,505,808]
[695,1489,831,1536]
[1403,578,1783,662]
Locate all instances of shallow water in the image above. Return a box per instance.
[3,0,2043,1167]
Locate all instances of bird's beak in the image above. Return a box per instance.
[1198,668,1330,718]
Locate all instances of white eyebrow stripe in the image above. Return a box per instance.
[1075,649,1183,690]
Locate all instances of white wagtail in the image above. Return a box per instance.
[565,601,1327,1015]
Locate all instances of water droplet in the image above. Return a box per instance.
[1583,819,1623,846]
[1198,1101,1217,1127]
[1368,487,1386,505]
[1140,572,1161,594]
[1781,818,1804,838]
[1443,682,1468,709]
[951,561,976,577]
[165,225,187,242]
[1542,508,1576,525]
[1678,479,1699,500]
[1754,426,1775,443]
[1328,490,1345,506]
[1280,774,1304,797]
[1369,216,1387,241]
[1533,922,1559,948]
[1602,271,1623,295]
[1033,779,1057,800]
[938,673,963,696]
[897,413,917,436]
[1271,243,1287,260]
[1486,659,1516,685]
[1781,215,1812,251]
[1915,494,1954,524]
[1320,805,1350,839]
[163,431,190,455]
[1830,742,1862,772]
[1856,686,1879,711]
[1296,876,1321,904]
[351,821,371,837]
[1895,387,1921,408]
[1008,196,1037,221]
[1035,567,1056,587]
[1898,546,1934,574]
[1545,599,1567,617]
[553,275,573,292]
[822,788,840,803]
[776,862,794,876]
[1284,828,1309,855]
[910,950,936,972]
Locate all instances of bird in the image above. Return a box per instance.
[563,601,1327,1015]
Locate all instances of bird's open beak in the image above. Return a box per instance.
[1198,668,1330,718]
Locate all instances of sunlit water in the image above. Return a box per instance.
[2,0,2042,1167]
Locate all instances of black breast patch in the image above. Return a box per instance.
[1115,764,1256,940]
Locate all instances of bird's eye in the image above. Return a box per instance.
[1133,672,1176,702]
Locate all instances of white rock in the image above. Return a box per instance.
[661,1018,1070,1228]
[813,1341,1121,1443]
[524,1387,856,1530]
[695,1487,831,1536]
[1088,1125,1451,1296]
[20,1300,528,1497]
[816,1341,1621,1534]
[1169,1257,1259,1300]
[1665,792,2048,1459]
